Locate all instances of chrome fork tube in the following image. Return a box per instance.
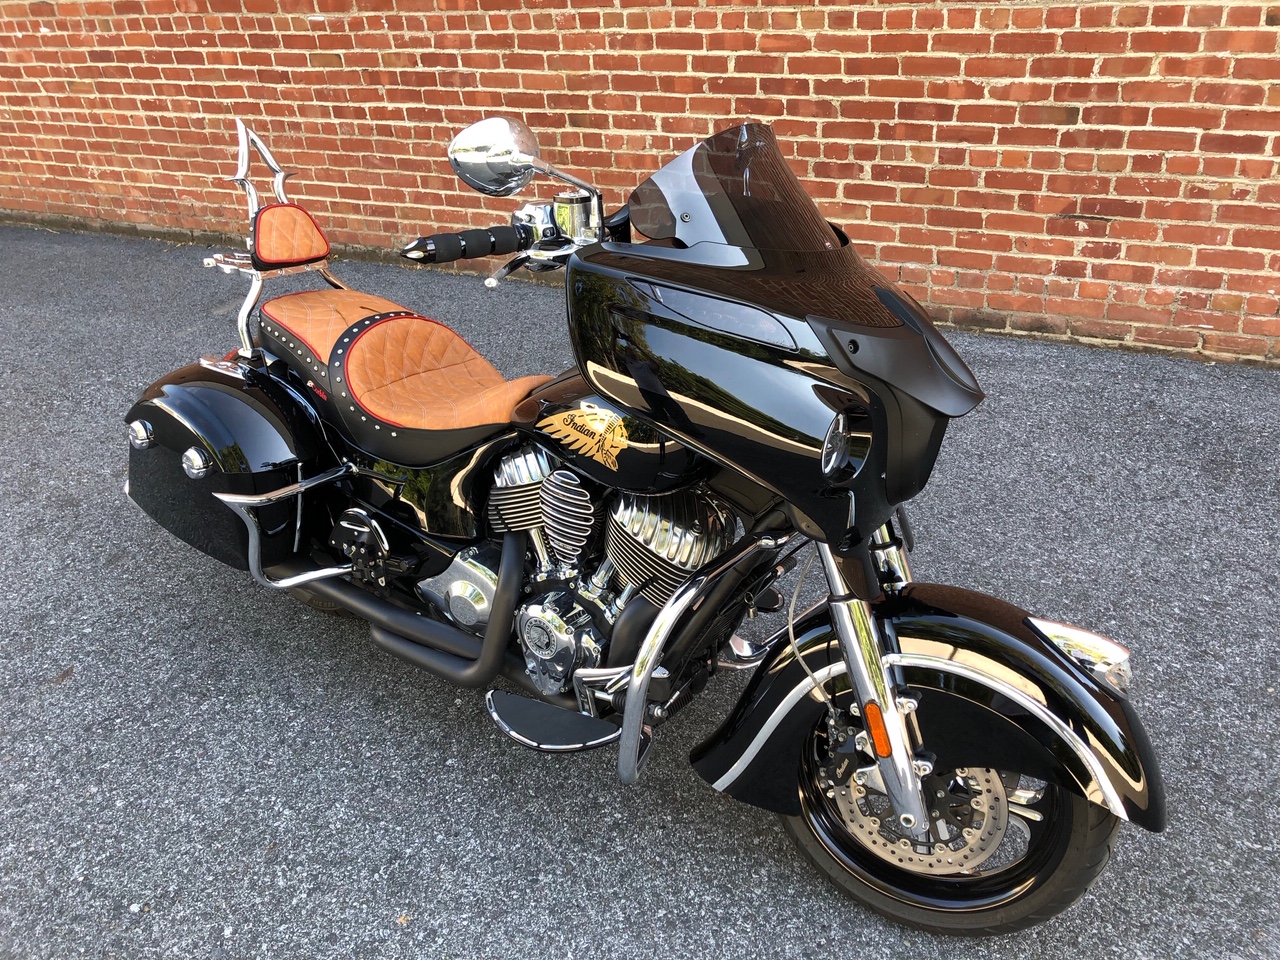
[817,543,931,839]
[871,523,911,591]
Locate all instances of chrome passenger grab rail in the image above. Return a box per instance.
[213,463,357,589]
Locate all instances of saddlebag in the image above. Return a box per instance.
[124,358,321,570]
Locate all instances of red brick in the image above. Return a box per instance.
[1070,318,1132,340]
[1233,228,1280,250]
[1195,82,1267,106]
[1203,333,1269,355]
[1160,55,1230,77]
[1234,58,1280,80]
[1203,29,1278,52]
[1133,324,1202,348]
[1224,109,1280,131]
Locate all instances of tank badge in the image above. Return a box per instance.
[537,403,629,470]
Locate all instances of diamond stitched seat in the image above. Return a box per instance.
[261,289,407,365]
[261,289,551,431]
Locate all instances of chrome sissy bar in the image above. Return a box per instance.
[204,119,346,357]
[228,117,295,222]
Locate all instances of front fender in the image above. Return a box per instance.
[690,583,1166,831]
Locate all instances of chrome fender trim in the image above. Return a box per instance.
[689,584,1166,830]
[710,662,846,793]
[708,654,1127,819]
[883,652,1127,819]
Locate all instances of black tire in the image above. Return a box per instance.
[782,717,1121,936]
[286,585,354,617]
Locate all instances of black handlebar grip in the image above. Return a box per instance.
[457,229,498,259]
[401,224,535,264]
[429,232,464,263]
[489,225,523,256]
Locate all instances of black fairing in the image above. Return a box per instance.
[125,360,321,569]
[566,253,956,550]
[564,124,983,559]
[689,583,1166,832]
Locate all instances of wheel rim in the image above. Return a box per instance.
[798,715,1077,912]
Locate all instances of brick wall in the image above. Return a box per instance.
[2,1,1278,363]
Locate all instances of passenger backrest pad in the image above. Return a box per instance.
[251,202,330,272]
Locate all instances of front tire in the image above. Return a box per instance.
[781,714,1121,936]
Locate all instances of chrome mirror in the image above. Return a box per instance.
[448,117,541,197]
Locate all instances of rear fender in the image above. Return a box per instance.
[690,583,1166,831]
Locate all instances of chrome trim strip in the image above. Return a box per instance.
[617,534,787,785]
[711,662,847,791]
[884,652,1128,819]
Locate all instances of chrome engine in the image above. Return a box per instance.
[422,446,734,696]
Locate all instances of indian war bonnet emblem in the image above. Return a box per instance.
[537,402,630,470]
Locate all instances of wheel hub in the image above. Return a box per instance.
[818,757,1009,874]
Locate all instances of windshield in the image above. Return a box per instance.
[629,124,841,253]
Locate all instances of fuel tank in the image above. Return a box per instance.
[511,371,714,494]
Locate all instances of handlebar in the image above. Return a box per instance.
[401,224,535,264]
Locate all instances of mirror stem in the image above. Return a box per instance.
[529,158,606,243]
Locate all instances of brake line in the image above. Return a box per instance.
[786,543,838,721]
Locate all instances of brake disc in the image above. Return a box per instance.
[819,761,1009,874]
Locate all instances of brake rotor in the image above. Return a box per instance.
[818,761,1009,874]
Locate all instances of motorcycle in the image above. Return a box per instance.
[124,116,1164,935]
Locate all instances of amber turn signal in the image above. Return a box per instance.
[862,701,893,758]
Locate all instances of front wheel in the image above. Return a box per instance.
[781,711,1121,936]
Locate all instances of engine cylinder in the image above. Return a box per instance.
[487,446,557,532]
[606,490,733,606]
[540,468,602,569]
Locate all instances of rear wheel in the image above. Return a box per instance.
[781,710,1120,935]
[286,585,353,617]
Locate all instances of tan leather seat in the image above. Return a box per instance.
[260,289,550,432]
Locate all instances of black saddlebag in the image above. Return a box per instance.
[124,358,321,570]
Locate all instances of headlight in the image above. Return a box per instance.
[820,410,871,483]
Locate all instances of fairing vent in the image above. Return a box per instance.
[540,469,602,568]
[487,446,557,533]
[606,490,733,607]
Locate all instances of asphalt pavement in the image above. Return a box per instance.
[0,222,1277,959]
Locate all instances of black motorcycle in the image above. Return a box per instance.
[124,117,1164,934]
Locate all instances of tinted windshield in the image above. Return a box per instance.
[629,124,841,252]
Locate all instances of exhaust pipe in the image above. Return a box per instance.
[269,533,523,690]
